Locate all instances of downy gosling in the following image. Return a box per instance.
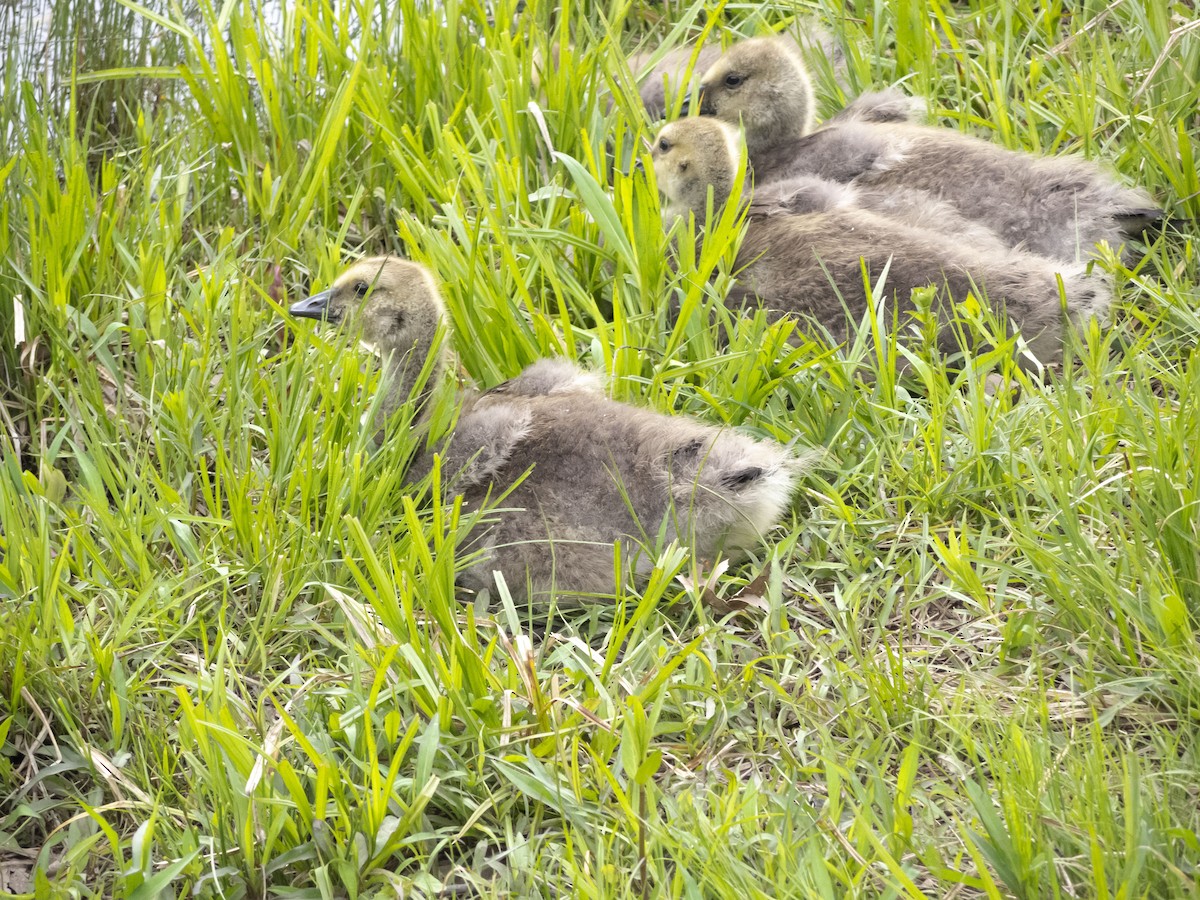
[632,37,921,126]
[290,256,804,601]
[651,117,1112,366]
[695,36,1164,262]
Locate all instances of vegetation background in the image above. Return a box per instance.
[1,0,1198,895]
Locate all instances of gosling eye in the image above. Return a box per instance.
[353,280,370,298]
[724,73,744,88]
[658,138,671,153]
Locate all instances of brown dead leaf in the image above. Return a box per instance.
[679,559,775,615]
[684,563,774,616]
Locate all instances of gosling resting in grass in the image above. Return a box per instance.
[696,36,1164,261]
[652,118,1112,365]
[290,256,803,601]
[632,35,925,127]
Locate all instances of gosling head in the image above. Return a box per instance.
[651,117,743,223]
[697,37,814,156]
[290,256,453,424]
[290,255,447,361]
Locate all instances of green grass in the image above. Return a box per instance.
[1,0,1199,896]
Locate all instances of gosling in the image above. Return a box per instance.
[635,37,924,127]
[651,117,1112,366]
[696,36,1164,262]
[290,256,804,601]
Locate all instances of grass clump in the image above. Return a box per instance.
[1,0,1199,896]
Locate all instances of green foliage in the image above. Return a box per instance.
[1,0,1198,896]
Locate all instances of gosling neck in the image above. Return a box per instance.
[371,336,453,430]
[666,169,743,228]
